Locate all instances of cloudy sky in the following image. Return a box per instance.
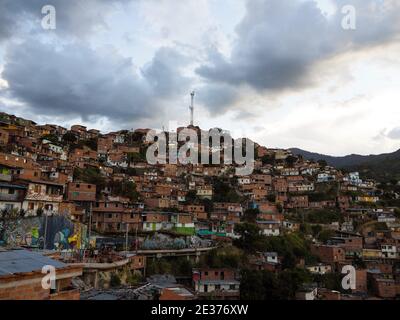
[0,0,399,156]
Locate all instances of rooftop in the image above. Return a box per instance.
[0,249,66,276]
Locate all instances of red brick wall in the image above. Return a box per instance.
[0,129,9,145]
[0,282,49,300]
[355,269,367,293]
[198,269,237,281]
[311,245,346,264]
[67,182,96,201]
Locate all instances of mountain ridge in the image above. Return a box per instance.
[290,147,400,182]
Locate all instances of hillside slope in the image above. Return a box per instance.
[290,148,400,182]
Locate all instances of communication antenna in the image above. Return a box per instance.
[189,91,195,126]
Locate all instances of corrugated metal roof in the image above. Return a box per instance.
[0,249,66,276]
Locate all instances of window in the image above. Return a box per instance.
[76,184,80,188]
[229,285,236,290]
[204,271,208,276]
[8,188,15,195]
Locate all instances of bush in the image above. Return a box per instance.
[110,273,121,287]
[127,272,142,285]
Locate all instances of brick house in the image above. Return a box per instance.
[67,182,96,202]
[192,268,240,300]
[92,201,141,233]
[311,244,346,264]
[0,249,82,300]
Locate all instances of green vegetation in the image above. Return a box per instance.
[126,272,143,285]
[73,167,106,190]
[42,134,59,144]
[146,257,195,277]
[70,138,98,151]
[240,268,312,300]
[127,152,146,163]
[211,177,242,203]
[199,247,243,269]
[263,233,318,267]
[108,180,139,202]
[233,223,318,267]
[62,132,77,144]
[395,208,400,219]
[233,223,267,253]
[242,208,259,223]
[317,229,336,243]
[110,273,121,287]
[302,209,341,224]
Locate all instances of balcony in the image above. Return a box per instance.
[0,193,24,202]
[0,173,11,182]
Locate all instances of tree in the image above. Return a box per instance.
[277,268,312,299]
[240,268,312,300]
[212,177,242,203]
[261,154,275,165]
[240,269,279,300]
[394,207,400,219]
[243,208,259,223]
[318,160,328,168]
[110,273,121,287]
[200,248,242,269]
[62,132,77,145]
[286,155,298,168]
[109,180,139,202]
[42,134,59,144]
[0,209,26,243]
[317,229,336,243]
[74,167,106,191]
[233,223,266,253]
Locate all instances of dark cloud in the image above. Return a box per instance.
[196,0,400,111]
[0,0,131,41]
[142,47,191,98]
[1,39,191,127]
[197,83,239,114]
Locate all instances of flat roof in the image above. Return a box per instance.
[0,249,67,276]
[198,280,240,285]
[0,182,27,189]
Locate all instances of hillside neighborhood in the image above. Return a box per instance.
[0,111,400,300]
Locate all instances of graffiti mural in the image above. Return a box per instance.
[0,216,88,250]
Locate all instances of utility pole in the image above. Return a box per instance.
[125,223,129,253]
[135,225,138,253]
[88,202,92,247]
[43,212,48,250]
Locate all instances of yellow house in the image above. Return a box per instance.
[362,249,382,259]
